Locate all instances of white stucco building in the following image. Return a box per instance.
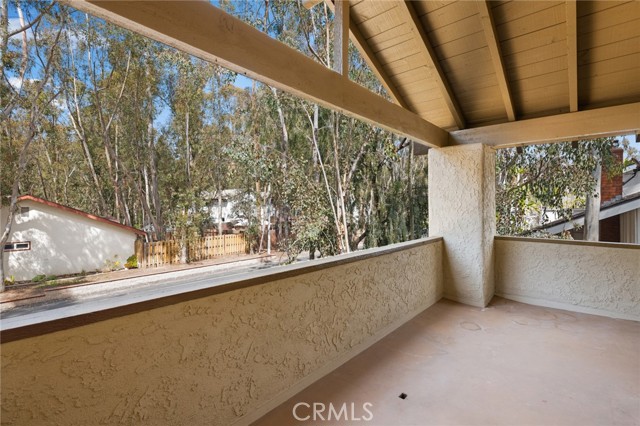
[1,195,145,281]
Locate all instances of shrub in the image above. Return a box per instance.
[103,255,123,272]
[32,274,57,283]
[125,254,138,269]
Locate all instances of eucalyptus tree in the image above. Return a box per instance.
[1,1,64,289]
[222,0,431,256]
[495,138,622,237]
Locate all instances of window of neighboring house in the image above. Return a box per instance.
[19,207,29,216]
[3,241,31,252]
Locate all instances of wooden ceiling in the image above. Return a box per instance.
[349,0,640,131]
[66,1,639,149]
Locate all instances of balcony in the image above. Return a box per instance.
[2,1,639,425]
[1,236,637,425]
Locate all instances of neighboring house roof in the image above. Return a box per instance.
[17,195,146,236]
[623,166,640,197]
[535,192,640,235]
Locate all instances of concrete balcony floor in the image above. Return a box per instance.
[254,297,639,426]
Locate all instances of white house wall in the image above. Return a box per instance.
[1,201,138,281]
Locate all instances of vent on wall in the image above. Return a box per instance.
[3,241,31,252]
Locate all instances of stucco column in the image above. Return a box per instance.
[428,144,495,307]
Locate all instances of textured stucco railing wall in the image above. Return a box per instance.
[495,237,639,321]
[1,238,443,426]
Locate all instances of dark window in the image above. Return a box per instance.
[3,241,31,252]
[19,207,29,215]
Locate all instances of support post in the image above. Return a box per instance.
[428,144,495,307]
[333,0,349,76]
[135,238,144,268]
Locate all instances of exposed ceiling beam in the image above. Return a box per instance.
[476,0,516,122]
[398,0,466,129]
[449,103,640,148]
[333,0,349,76]
[303,0,323,9]
[565,1,578,112]
[322,0,411,109]
[67,1,448,148]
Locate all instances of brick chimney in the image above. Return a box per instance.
[600,147,623,205]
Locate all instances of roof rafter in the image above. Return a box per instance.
[450,103,640,148]
[65,1,448,147]
[565,0,578,112]
[398,0,466,129]
[476,0,516,122]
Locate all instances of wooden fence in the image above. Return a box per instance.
[135,234,247,268]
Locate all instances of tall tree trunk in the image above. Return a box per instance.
[332,113,350,253]
[113,124,129,224]
[64,32,108,214]
[408,141,415,239]
[35,157,49,200]
[584,161,602,241]
[271,88,289,167]
[185,110,191,187]
[312,104,320,183]
[271,87,289,241]
[146,72,163,238]
[0,0,7,61]
[217,186,223,236]
[305,106,341,252]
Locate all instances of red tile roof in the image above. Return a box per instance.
[18,195,146,236]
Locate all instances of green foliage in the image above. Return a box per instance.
[103,255,122,272]
[35,277,87,289]
[125,254,138,269]
[32,274,57,283]
[496,138,626,236]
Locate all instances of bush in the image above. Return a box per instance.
[125,254,138,269]
[103,255,123,272]
[32,274,57,283]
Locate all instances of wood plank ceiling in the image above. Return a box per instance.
[350,0,640,132]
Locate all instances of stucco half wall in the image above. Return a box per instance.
[1,199,139,281]
[495,236,640,321]
[1,238,443,426]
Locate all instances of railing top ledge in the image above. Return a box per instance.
[1,237,442,343]
[495,235,640,250]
